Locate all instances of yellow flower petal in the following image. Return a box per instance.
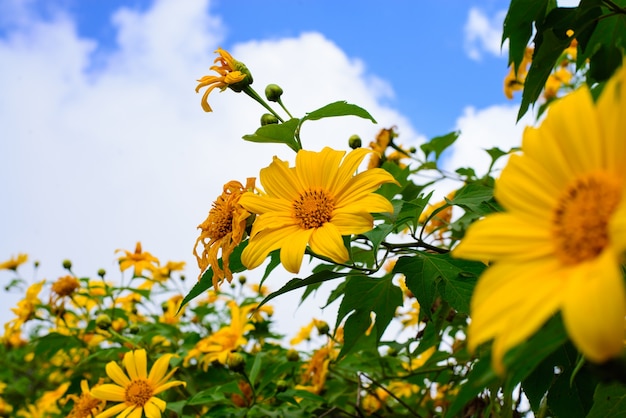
[280,228,315,273]
[242,226,301,270]
[261,157,301,201]
[309,222,350,264]
[105,361,130,387]
[92,383,126,402]
[331,211,374,235]
[148,353,172,384]
[562,249,626,363]
[95,402,128,418]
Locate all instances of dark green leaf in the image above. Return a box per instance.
[502,0,553,69]
[301,101,376,123]
[243,118,300,151]
[588,382,626,418]
[249,354,263,386]
[420,131,459,161]
[256,269,346,309]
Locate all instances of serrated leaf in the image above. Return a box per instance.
[362,223,394,252]
[449,181,496,214]
[502,0,552,69]
[242,118,300,151]
[301,101,376,123]
[420,131,459,161]
[587,382,626,418]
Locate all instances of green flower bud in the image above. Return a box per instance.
[348,135,362,149]
[96,314,112,330]
[62,259,72,270]
[227,352,246,372]
[261,113,279,126]
[229,61,254,93]
[315,320,330,336]
[265,84,283,102]
[276,380,289,393]
[97,268,106,278]
[286,349,300,362]
[128,324,140,334]
[387,347,398,357]
[238,275,247,285]
[409,146,417,154]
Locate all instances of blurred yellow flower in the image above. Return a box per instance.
[0,253,28,271]
[196,48,252,112]
[240,147,397,274]
[16,382,70,417]
[295,342,337,395]
[92,349,185,418]
[544,66,573,100]
[116,242,160,277]
[504,47,532,99]
[454,62,626,373]
[66,380,106,418]
[419,191,455,240]
[194,179,255,290]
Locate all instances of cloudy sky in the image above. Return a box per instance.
[0,0,565,336]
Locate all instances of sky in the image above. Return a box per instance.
[0,0,558,338]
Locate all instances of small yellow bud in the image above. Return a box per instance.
[95,314,112,330]
[261,113,279,126]
[315,320,330,336]
[348,134,362,149]
[265,84,283,102]
[286,349,300,362]
[227,352,246,372]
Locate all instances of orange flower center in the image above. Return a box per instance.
[552,171,622,265]
[51,276,80,297]
[293,189,334,229]
[206,199,234,240]
[125,379,154,407]
[70,393,103,417]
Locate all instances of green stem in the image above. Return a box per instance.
[276,97,294,119]
[243,86,285,123]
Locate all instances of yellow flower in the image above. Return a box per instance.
[194,179,255,290]
[186,301,255,370]
[504,46,533,99]
[16,382,70,417]
[544,66,573,100]
[295,342,338,394]
[0,253,28,271]
[116,242,160,277]
[453,62,626,373]
[66,380,106,418]
[196,48,252,112]
[239,147,397,274]
[92,349,186,418]
[419,191,455,240]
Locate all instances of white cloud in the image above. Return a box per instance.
[464,7,507,60]
[0,0,425,334]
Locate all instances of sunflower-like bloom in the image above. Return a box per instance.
[194,178,255,289]
[0,253,28,271]
[91,349,186,418]
[453,62,626,373]
[196,48,253,112]
[66,380,106,418]
[116,242,160,277]
[239,147,397,274]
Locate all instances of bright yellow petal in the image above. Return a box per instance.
[296,147,344,190]
[249,213,294,236]
[242,226,301,270]
[128,349,148,379]
[522,126,577,188]
[335,168,397,206]
[327,147,371,194]
[91,383,126,402]
[609,201,626,253]
[309,222,349,264]
[144,398,165,418]
[95,402,128,418]
[561,249,626,363]
[123,407,143,418]
[280,229,314,273]
[496,154,559,223]
[239,193,291,215]
[468,259,564,353]
[261,157,301,201]
[453,213,553,263]
[331,211,373,235]
[153,379,186,395]
[596,62,626,172]
[148,354,172,385]
[105,361,131,387]
[540,87,602,174]
[337,193,394,216]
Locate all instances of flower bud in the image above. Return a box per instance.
[227,352,246,372]
[128,324,140,334]
[96,314,112,330]
[348,135,362,149]
[229,61,254,93]
[265,84,283,102]
[260,113,279,126]
[62,259,72,270]
[97,268,106,278]
[276,379,289,393]
[286,349,300,362]
[315,320,330,336]
[238,275,247,285]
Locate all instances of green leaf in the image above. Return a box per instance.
[588,382,626,418]
[449,181,496,216]
[243,118,300,151]
[256,269,346,310]
[420,131,459,161]
[335,274,403,357]
[362,223,394,253]
[34,333,81,357]
[301,101,377,123]
[394,253,484,318]
[249,353,263,386]
[502,0,553,69]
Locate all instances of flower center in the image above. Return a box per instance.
[125,379,154,407]
[552,171,622,265]
[293,189,334,229]
[207,199,234,240]
[72,394,103,417]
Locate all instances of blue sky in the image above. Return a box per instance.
[0,0,531,335]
